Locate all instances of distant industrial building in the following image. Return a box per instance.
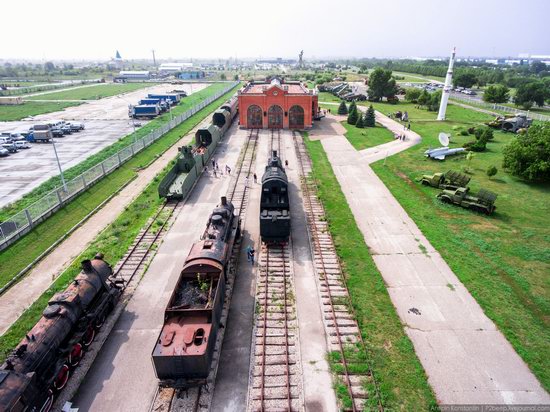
[178,70,206,80]
[117,70,150,81]
[238,77,318,129]
[159,62,193,73]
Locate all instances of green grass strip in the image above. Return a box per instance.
[304,135,438,411]
[0,101,83,121]
[0,84,239,291]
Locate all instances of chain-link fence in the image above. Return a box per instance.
[0,82,238,250]
[0,79,102,97]
[450,94,550,122]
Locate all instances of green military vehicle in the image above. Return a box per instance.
[420,170,471,190]
[437,187,497,215]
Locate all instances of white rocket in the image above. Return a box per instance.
[437,47,456,121]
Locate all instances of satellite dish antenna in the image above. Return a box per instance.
[438,132,450,147]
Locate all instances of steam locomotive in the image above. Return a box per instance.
[260,150,291,243]
[0,255,121,412]
[152,196,240,385]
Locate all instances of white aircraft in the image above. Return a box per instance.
[424,132,465,160]
[424,147,466,160]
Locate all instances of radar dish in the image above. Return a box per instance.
[438,133,450,146]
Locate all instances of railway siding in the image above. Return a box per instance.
[293,132,383,412]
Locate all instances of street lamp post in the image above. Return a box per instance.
[51,137,68,192]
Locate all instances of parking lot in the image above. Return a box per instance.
[0,83,208,208]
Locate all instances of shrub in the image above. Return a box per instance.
[355,113,365,128]
[468,127,477,135]
[486,165,498,179]
[337,101,348,115]
[460,130,469,136]
[365,105,376,127]
[502,123,550,181]
[347,107,359,125]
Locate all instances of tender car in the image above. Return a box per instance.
[0,147,9,157]
[15,141,30,149]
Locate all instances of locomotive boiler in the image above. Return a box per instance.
[0,256,121,412]
[260,150,291,243]
[152,196,240,385]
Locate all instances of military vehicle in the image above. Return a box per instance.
[487,114,532,133]
[420,170,470,190]
[437,187,497,215]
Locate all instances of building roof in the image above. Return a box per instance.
[119,70,150,76]
[159,62,193,71]
[240,79,311,95]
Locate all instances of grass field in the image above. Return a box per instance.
[318,91,342,103]
[339,120,395,150]
[0,101,82,121]
[27,82,153,101]
[304,136,437,410]
[392,71,445,83]
[359,101,550,391]
[0,83,239,292]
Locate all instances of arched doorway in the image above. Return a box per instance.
[247,105,263,128]
[268,105,283,129]
[289,105,305,129]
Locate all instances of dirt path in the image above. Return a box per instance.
[311,114,550,404]
[0,119,207,336]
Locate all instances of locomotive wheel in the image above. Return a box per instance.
[53,365,70,391]
[82,325,95,347]
[95,313,106,329]
[39,389,54,412]
[68,343,83,367]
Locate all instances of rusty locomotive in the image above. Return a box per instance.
[152,196,240,385]
[260,150,290,243]
[0,255,121,412]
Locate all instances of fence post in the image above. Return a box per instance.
[117,152,122,165]
[82,174,87,189]
[56,189,64,206]
[24,209,33,228]
[101,162,106,176]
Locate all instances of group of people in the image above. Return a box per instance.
[205,159,232,178]
[394,133,407,141]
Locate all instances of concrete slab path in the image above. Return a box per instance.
[312,113,550,404]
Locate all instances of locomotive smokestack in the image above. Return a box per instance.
[272,150,277,157]
[81,259,93,273]
[221,196,227,206]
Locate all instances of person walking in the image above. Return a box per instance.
[246,245,255,264]
[407,122,411,130]
[244,176,249,188]
[285,159,288,167]
[226,164,231,175]
[212,159,216,169]
[253,173,257,184]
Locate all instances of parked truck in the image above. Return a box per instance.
[437,187,497,215]
[147,93,180,104]
[420,170,471,190]
[29,124,53,143]
[130,104,160,119]
[139,99,167,112]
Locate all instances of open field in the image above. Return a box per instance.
[0,84,238,292]
[304,135,437,410]
[360,101,550,390]
[392,71,445,83]
[339,120,395,150]
[318,91,342,103]
[0,101,82,121]
[27,82,153,101]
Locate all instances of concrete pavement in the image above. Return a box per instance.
[313,114,550,404]
[72,124,247,411]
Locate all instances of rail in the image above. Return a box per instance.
[0,82,239,252]
[449,94,550,122]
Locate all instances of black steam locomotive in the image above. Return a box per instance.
[0,256,121,412]
[260,150,291,243]
[152,197,240,385]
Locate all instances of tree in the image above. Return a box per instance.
[347,106,359,125]
[337,101,348,115]
[502,123,550,181]
[466,151,475,173]
[514,81,547,109]
[367,68,398,101]
[349,100,357,113]
[44,61,55,72]
[486,165,498,179]
[365,105,376,127]
[417,90,431,107]
[483,85,510,103]
[454,72,478,88]
[427,90,442,111]
[220,73,227,80]
[233,74,239,81]
[355,113,365,128]
[405,88,422,103]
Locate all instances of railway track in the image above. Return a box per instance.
[248,129,303,412]
[149,128,259,412]
[292,131,384,412]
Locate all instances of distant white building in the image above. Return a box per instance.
[159,62,193,73]
[118,70,150,79]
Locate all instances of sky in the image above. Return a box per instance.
[1,0,548,61]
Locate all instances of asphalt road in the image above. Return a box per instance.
[0,83,207,208]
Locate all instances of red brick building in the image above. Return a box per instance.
[238,78,319,129]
